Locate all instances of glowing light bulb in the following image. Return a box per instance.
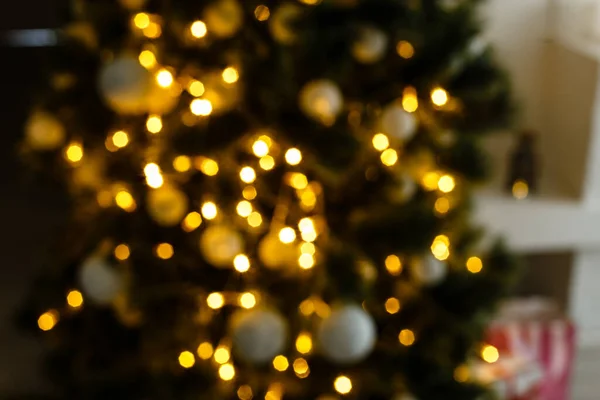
[188,80,205,97]
[466,256,483,273]
[380,148,398,166]
[173,155,192,172]
[239,292,256,309]
[190,99,213,116]
[67,290,83,309]
[431,87,449,106]
[298,253,315,269]
[242,186,257,200]
[214,346,231,364]
[399,329,416,346]
[279,227,296,244]
[259,155,275,171]
[115,190,136,212]
[196,158,219,176]
[385,255,402,276]
[156,69,174,88]
[482,345,500,363]
[422,171,441,191]
[295,332,313,354]
[65,142,83,163]
[201,202,218,220]
[385,297,401,314]
[219,363,235,381]
[254,5,270,21]
[334,376,353,395]
[397,40,415,59]
[236,201,253,217]
[435,197,451,215]
[222,67,239,84]
[289,173,308,189]
[285,148,303,165]
[273,355,289,371]
[247,212,262,228]
[431,235,450,261]
[114,244,130,261]
[155,243,174,260]
[133,13,150,29]
[240,167,256,183]
[179,351,195,368]
[197,342,214,360]
[38,310,58,331]
[512,179,529,200]
[293,358,309,376]
[182,212,202,232]
[233,254,250,273]
[252,139,270,157]
[372,133,390,151]
[237,385,253,400]
[190,20,207,38]
[207,292,225,309]
[138,50,156,69]
[112,130,129,149]
[146,115,162,134]
[402,86,418,113]
[438,174,456,193]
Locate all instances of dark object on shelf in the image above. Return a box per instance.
[506,130,538,199]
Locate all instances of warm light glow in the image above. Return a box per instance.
[114,244,130,261]
[233,254,250,273]
[273,355,289,371]
[255,5,271,21]
[144,163,164,189]
[397,40,415,59]
[265,383,284,400]
[38,310,58,331]
[219,363,235,381]
[438,174,456,193]
[298,218,315,233]
[435,197,451,215]
[115,190,136,212]
[239,167,257,184]
[431,235,450,261]
[214,346,231,364]
[300,190,317,210]
[155,243,174,260]
[207,292,225,309]
[285,148,303,165]
[182,212,202,232]
[112,130,129,149]
[399,329,416,346]
[422,171,441,191]
[190,20,207,38]
[222,67,240,84]
[242,186,257,200]
[197,342,214,360]
[334,376,353,395]
[314,299,331,318]
[143,22,162,39]
[236,201,253,217]
[97,190,113,208]
[65,142,83,163]
[179,351,196,368]
[300,242,316,255]
[173,155,192,172]
[298,253,315,269]
[372,133,390,151]
[237,385,253,400]
[259,155,275,171]
[466,256,483,273]
[296,332,313,354]
[188,80,205,97]
[402,87,419,113]
[512,180,529,200]
[201,202,218,220]
[293,358,309,376]
[482,345,500,364]
[454,364,470,383]
[299,299,315,316]
[247,212,263,228]
[139,50,156,69]
[279,227,296,244]
[289,173,308,189]
[196,158,219,176]
[431,88,449,107]
[133,13,150,29]
[190,99,213,116]
[252,139,270,157]
[239,292,256,309]
[381,148,399,166]
[146,115,163,134]
[156,69,174,88]
[385,255,402,276]
[67,290,84,309]
[385,297,401,314]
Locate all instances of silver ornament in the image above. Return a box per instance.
[413,256,447,286]
[98,55,151,115]
[352,26,388,64]
[79,257,122,305]
[299,80,344,123]
[380,103,417,141]
[231,309,287,364]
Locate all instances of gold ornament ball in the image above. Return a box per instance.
[147,185,189,227]
[258,233,298,270]
[299,79,344,123]
[200,225,244,268]
[204,0,244,38]
[202,71,240,114]
[270,4,303,44]
[25,111,65,150]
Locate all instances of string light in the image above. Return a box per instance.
[207,292,225,309]
[295,332,313,354]
[300,189,317,210]
[512,179,529,200]
[242,186,257,200]
[66,290,83,309]
[431,87,449,107]
[233,254,250,273]
[188,80,205,97]
[156,69,174,88]
[240,167,256,183]
[222,67,239,84]
[334,376,353,395]
[279,227,296,244]
[190,20,207,38]
[255,5,271,21]
[239,292,256,309]
[273,355,289,371]
[385,255,402,276]
[201,202,218,220]
[482,345,499,364]
[380,148,398,166]
[466,256,483,273]
[97,190,113,208]
[431,235,450,261]
[144,163,164,189]
[114,244,130,260]
[293,358,309,378]
[143,22,162,39]
[299,299,315,316]
[65,142,83,163]
[385,297,401,314]
[190,99,213,116]
[182,212,202,232]
[372,133,390,151]
[422,171,441,191]
[399,329,416,346]
[454,364,470,383]
[298,253,315,269]
[197,342,214,360]
[196,157,219,176]
[259,155,275,171]
[111,130,129,149]
[133,13,150,29]
[265,383,284,400]
[115,190,136,212]
[138,50,156,69]
[173,155,192,172]
[434,197,451,215]
[288,173,308,189]
[438,174,456,193]
[252,139,270,157]
[247,212,263,228]
[219,363,235,381]
[155,243,174,260]
[397,40,415,59]
[402,86,419,113]
[214,346,231,364]
[285,148,303,165]
[237,385,253,400]
[179,351,196,368]
[236,201,253,217]
[146,115,163,134]
[38,310,58,331]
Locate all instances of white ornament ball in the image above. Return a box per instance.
[79,257,122,305]
[380,103,418,141]
[270,4,303,44]
[204,0,244,38]
[202,71,240,114]
[25,111,65,150]
[352,26,388,64]
[318,304,376,364]
[98,55,151,115]
[413,256,447,286]
[299,80,344,123]
[231,309,287,364]
[147,186,189,227]
[200,225,244,268]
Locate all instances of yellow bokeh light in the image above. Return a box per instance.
[197,342,214,360]
[247,211,263,228]
[298,217,315,233]
[196,158,219,176]
[138,50,156,69]
[397,40,415,59]
[512,179,529,200]
[114,244,130,261]
[402,87,419,113]
[155,243,174,260]
[289,173,308,190]
[435,197,451,215]
[380,148,398,166]
[219,363,235,381]
[385,297,401,314]
[431,88,449,107]
[240,167,257,184]
[259,155,276,171]
[252,139,270,157]
[214,346,231,364]
[144,163,164,189]
[146,115,163,134]
[298,253,315,269]
[454,364,470,383]
[233,254,250,273]
[300,242,316,255]
[190,20,207,38]
[279,227,296,244]
[431,235,450,261]
[182,212,202,232]
[372,133,390,151]
[399,329,416,346]
[254,5,271,21]
[466,256,483,273]
[265,383,284,400]
[482,345,500,364]
[242,186,257,200]
[38,310,58,331]
[67,290,83,309]
[301,230,317,243]
[201,202,218,220]
[190,99,213,116]
[293,358,309,375]
[188,80,205,97]
[239,292,256,309]
[334,376,353,395]
[222,67,239,84]
[385,255,402,276]
[112,130,129,149]
[207,292,225,309]
[97,190,113,208]
[285,148,303,165]
[65,142,83,163]
[273,355,289,371]
[300,190,317,210]
[236,200,253,218]
[133,13,150,29]
[156,69,174,88]
[296,332,313,354]
[115,190,136,212]
[299,299,315,316]
[173,155,192,172]
[422,171,441,191]
[314,300,331,318]
[143,22,162,39]
[438,174,456,193]
[179,351,196,369]
[237,385,253,400]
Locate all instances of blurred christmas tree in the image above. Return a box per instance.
[18,0,519,399]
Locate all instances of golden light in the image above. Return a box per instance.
[299,0,322,4]
[207,292,225,309]
[285,148,303,165]
[298,254,315,269]
[298,217,315,233]
[201,202,218,220]
[190,20,207,38]
[435,197,451,215]
[133,12,150,29]
[38,310,58,331]
[144,163,164,189]
[372,133,390,151]
[143,22,162,39]
[65,142,83,163]
[300,190,317,210]
[512,179,529,200]
[239,292,256,309]
[279,227,296,244]
[222,67,240,84]
[182,212,202,232]
[431,235,450,261]
[196,158,219,176]
[422,171,441,191]
[236,200,253,217]
[402,86,419,113]
[114,244,130,261]
[247,212,263,228]
[385,297,401,314]
[397,40,415,59]
[299,299,315,316]
[240,167,257,183]
[67,290,84,309]
[179,351,196,368]
[214,346,231,364]
[438,174,456,193]
[190,99,213,116]
[197,342,214,360]
[265,383,284,400]
[273,355,289,371]
[385,255,402,276]
[242,186,257,200]
[115,190,136,212]
[173,155,192,172]
[146,115,163,134]
[314,300,331,318]
[259,155,276,171]
[188,80,205,97]
[233,254,250,273]
[156,69,174,88]
[252,139,270,157]
[254,5,270,21]
[237,385,253,400]
[155,243,174,260]
[300,242,316,255]
[399,329,416,346]
[334,376,353,395]
[219,363,235,381]
[380,148,398,166]
[295,332,313,354]
[138,50,156,69]
[112,130,129,149]
[293,358,309,376]
[301,230,317,243]
[482,345,500,364]
[466,256,483,273]
[431,87,449,107]
[454,364,470,383]
[289,173,308,190]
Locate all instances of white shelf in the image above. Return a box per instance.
[554,0,600,61]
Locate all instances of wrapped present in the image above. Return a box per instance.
[472,356,543,400]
